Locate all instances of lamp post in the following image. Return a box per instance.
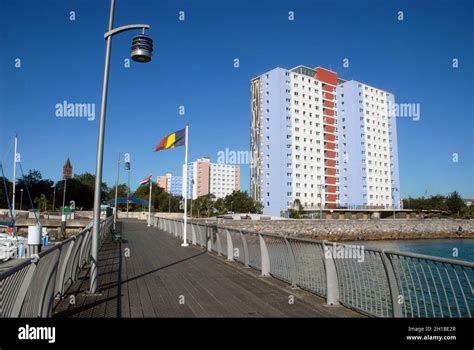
[62,178,67,214]
[52,185,56,211]
[90,0,152,294]
[113,151,124,229]
[392,187,398,219]
[19,188,23,211]
[318,184,324,219]
[190,179,194,218]
[124,156,131,218]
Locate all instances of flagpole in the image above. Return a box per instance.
[12,135,18,218]
[181,124,189,247]
[147,176,152,227]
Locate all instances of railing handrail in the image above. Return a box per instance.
[0,236,75,279]
[0,216,113,318]
[157,218,474,267]
[382,249,474,268]
[154,216,474,318]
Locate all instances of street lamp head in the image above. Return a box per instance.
[131,34,153,62]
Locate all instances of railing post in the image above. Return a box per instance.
[240,230,250,268]
[38,249,61,317]
[215,227,222,256]
[55,238,75,297]
[191,223,197,245]
[381,250,403,317]
[284,237,298,288]
[323,241,340,306]
[207,225,212,252]
[225,229,234,261]
[10,263,37,317]
[259,234,270,277]
[196,225,203,247]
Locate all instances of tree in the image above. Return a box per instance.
[34,194,48,213]
[74,172,109,193]
[132,183,182,213]
[193,194,216,217]
[214,198,227,215]
[288,209,301,219]
[293,199,304,211]
[53,178,92,210]
[52,172,111,210]
[17,170,53,210]
[446,191,466,216]
[402,195,448,212]
[223,191,262,214]
[106,184,129,202]
[289,199,303,218]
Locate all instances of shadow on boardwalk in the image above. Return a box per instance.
[54,220,361,318]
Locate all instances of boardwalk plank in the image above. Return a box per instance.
[54,220,362,318]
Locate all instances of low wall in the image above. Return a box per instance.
[116,212,184,220]
[153,212,184,220]
[204,219,474,241]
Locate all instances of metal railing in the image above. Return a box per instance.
[153,217,474,318]
[0,217,112,317]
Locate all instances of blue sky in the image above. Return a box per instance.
[1,0,473,197]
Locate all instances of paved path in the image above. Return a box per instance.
[54,220,361,317]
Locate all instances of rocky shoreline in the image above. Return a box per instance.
[206,219,474,242]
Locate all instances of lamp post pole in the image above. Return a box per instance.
[392,187,398,219]
[90,0,152,294]
[319,184,324,219]
[126,165,130,218]
[12,135,18,217]
[52,185,56,211]
[114,151,122,229]
[19,188,23,211]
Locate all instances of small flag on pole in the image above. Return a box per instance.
[139,175,152,186]
[154,128,186,152]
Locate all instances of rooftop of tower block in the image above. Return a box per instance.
[251,66,391,93]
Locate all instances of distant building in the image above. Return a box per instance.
[210,162,240,199]
[185,157,240,199]
[158,157,240,199]
[63,158,72,180]
[156,175,167,190]
[156,172,183,196]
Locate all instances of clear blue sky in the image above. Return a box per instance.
[1,0,473,197]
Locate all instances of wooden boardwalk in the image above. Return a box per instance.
[54,220,360,318]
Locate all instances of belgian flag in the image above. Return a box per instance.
[154,128,186,152]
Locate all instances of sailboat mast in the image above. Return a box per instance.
[11,135,18,218]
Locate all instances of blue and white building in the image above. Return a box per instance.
[338,80,400,209]
[250,65,401,217]
[157,172,183,196]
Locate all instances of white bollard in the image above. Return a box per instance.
[28,225,42,256]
